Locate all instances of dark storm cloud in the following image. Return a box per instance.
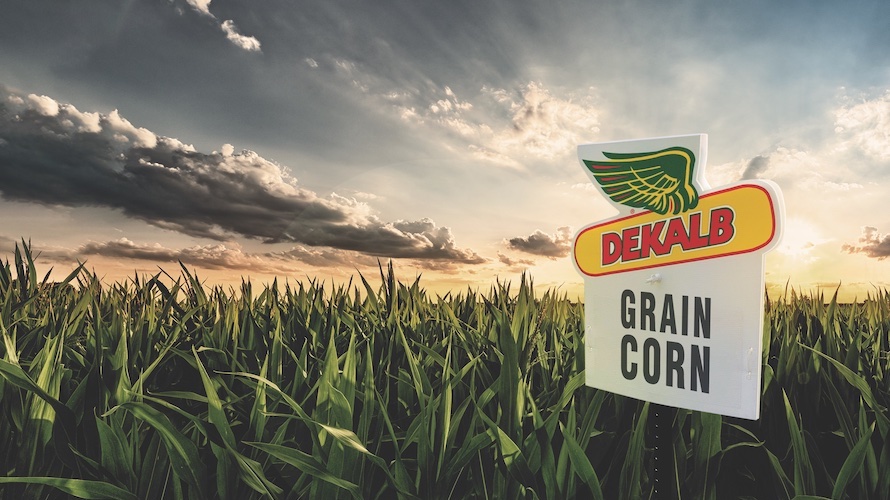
[0,235,380,273]
[740,155,770,180]
[17,234,478,275]
[506,226,572,258]
[79,239,180,263]
[842,226,890,259]
[77,238,375,272]
[0,89,484,263]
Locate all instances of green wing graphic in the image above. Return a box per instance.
[582,147,699,215]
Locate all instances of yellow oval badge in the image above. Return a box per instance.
[574,183,778,276]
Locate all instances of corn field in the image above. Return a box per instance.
[1,242,889,499]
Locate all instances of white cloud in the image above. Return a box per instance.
[31,96,101,133]
[468,145,523,169]
[328,192,376,224]
[179,0,261,52]
[822,180,863,191]
[382,81,601,169]
[106,109,158,148]
[398,106,419,122]
[185,0,213,17]
[5,92,158,150]
[708,146,865,194]
[834,91,890,159]
[302,58,601,170]
[27,94,60,116]
[443,82,601,166]
[211,149,303,197]
[72,108,102,133]
[351,191,381,201]
[481,82,600,162]
[334,59,356,74]
[221,20,262,52]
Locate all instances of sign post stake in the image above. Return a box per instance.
[650,403,674,499]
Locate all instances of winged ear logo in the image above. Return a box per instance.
[582,147,699,215]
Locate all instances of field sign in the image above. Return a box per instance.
[573,134,784,420]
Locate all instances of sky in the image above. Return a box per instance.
[1,0,890,301]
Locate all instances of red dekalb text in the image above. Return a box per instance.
[602,207,735,266]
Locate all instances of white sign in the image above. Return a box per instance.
[573,134,784,420]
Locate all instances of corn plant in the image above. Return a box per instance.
[1,241,889,499]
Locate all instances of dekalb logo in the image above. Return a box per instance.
[583,147,699,215]
[573,142,780,277]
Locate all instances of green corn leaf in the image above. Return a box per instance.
[0,358,76,438]
[561,423,604,500]
[227,371,411,496]
[192,348,283,498]
[114,401,207,498]
[800,343,890,436]
[192,347,235,446]
[443,430,495,480]
[0,477,139,500]
[783,390,816,495]
[832,423,873,499]
[319,422,373,455]
[619,402,648,500]
[691,411,722,499]
[247,441,361,499]
[95,416,137,491]
[477,408,538,491]
[763,440,793,499]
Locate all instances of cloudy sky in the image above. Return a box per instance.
[2,0,890,300]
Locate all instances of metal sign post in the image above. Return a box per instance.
[650,403,674,499]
